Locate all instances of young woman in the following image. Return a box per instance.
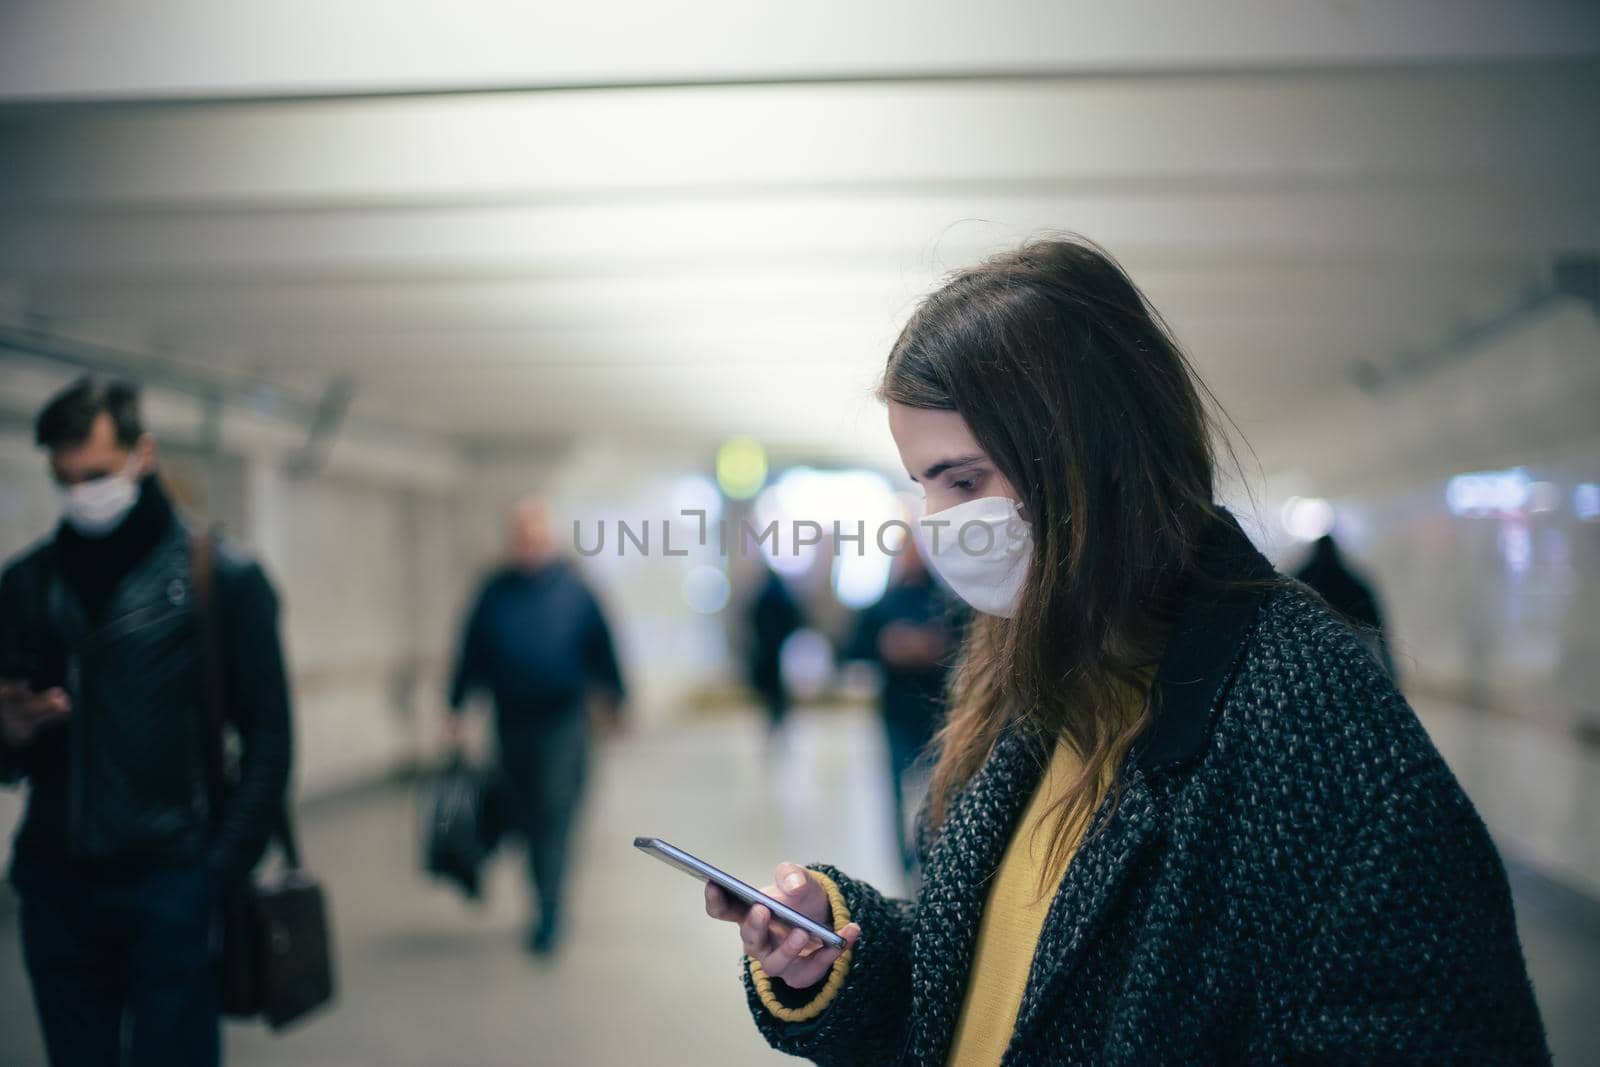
[705,238,1548,1065]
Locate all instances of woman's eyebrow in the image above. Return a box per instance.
[909,454,985,483]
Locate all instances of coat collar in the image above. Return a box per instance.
[1130,509,1279,778]
[47,520,192,648]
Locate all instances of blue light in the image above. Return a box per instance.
[1575,483,1600,523]
[1445,469,1530,516]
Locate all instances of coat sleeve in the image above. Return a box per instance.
[741,864,917,1066]
[0,564,22,785]
[580,588,626,707]
[0,558,58,786]
[1277,760,1550,1063]
[206,561,294,882]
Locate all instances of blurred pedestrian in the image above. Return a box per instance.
[1293,533,1396,680]
[446,497,626,956]
[842,538,965,871]
[745,565,803,748]
[0,377,293,1067]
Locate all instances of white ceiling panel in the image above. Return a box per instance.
[1,61,1596,480]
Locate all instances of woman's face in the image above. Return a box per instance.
[888,402,1020,516]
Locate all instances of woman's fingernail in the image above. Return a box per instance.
[782,869,807,892]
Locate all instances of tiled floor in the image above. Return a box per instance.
[1,700,1596,1065]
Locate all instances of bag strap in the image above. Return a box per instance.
[191,527,302,871]
[192,528,228,808]
[275,794,302,870]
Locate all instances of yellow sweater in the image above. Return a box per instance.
[943,735,1106,1064]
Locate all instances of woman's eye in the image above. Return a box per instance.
[951,476,978,492]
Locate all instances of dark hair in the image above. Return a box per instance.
[34,376,144,450]
[881,235,1233,892]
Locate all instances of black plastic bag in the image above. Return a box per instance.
[424,757,492,899]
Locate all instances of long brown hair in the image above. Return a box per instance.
[882,236,1231,887]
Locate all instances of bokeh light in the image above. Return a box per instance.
[715,437,768,500]
[1281,496,1336,541]
[681,564,731,614]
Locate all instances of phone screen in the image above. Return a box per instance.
[634,836,846,951]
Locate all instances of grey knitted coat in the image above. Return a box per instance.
[743,520,1547,1065]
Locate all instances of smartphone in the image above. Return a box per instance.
[633,836,846,951]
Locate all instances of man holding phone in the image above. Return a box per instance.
[0,377,294,1067]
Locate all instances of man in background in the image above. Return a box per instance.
[447,497,626,956]
[842,539,965,872]
[0,377,293,1066]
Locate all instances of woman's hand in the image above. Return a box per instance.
[705,862,862,991]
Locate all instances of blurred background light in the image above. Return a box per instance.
[670,473,724,526]
[752,482,817,576]
[715,437,768,500]
[1446,468,1532,517]
[1501,520,1534,576]
[1575,483,1600,523]
[777,628,835,702]
[1526,481,1562,515]
[681,563,731,614]
[1281,495,1336,541]
[832,551,895,610]
[747,466,902,603]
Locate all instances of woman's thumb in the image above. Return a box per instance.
[775,862,825,918]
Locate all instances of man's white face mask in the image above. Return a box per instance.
[916,495,1033,618]
[60,454,143,537]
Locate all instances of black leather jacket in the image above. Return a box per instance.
[0,521,293,882]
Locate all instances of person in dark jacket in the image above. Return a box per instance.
[842,538,965,871]
[1294,532,1397,680]
[447,496,626,956]
[746,565,804,745]
[705,238,1547,1064]
[0,377,293,1067]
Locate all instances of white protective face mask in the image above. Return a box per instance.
[916,495,1033,618]
[60,456,143,537]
